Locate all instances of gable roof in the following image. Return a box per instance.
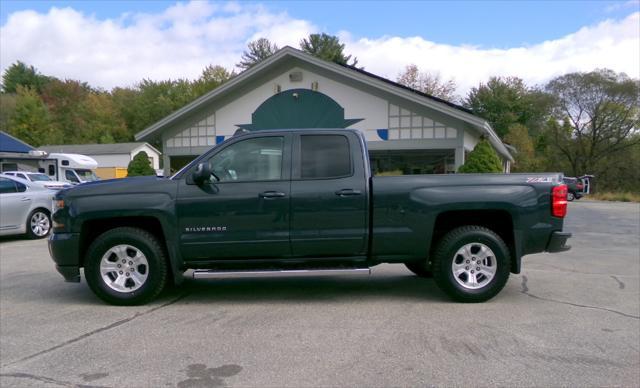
[338,63,474,115]
[0,131,34,153]
[39,142,161,156]
[135,46,512,161]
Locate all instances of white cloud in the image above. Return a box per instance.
[1,1,638,96]
[344,12,640,95]
[0,2,316,89]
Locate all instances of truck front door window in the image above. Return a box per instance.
[207,137,284,182]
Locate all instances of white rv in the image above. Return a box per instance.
[39,153,99,185]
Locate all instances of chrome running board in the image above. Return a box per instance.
[192,268,371,279]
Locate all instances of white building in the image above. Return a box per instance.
[40,142,161,179]
[135,47,512,175]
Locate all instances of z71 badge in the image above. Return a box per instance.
[526,177,553,183]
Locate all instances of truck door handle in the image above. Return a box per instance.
[20,197,32,202]
[335,189,362,196]
[259,191,286,199]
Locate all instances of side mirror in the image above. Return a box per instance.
[192,162,212,185]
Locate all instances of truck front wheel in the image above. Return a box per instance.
[84,227,168,305]
[432,226,510,303]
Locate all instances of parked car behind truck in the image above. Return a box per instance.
[0,175,54,239]
[1,171,71,190]
[49,129,571,305]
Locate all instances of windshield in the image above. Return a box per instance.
[28,173,52,182]
[74,169,99,182]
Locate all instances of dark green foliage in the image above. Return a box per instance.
[458,139,503,173]
[127,151,156,176]
[300,33,359,67]
[237,38,279,70]
[464,76,553,138]
[1,61,52,94]
[7,86,57,146]
[2,60,234,147]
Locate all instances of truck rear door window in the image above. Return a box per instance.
[300,135,351,179]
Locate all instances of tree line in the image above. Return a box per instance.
[1,34,638,192]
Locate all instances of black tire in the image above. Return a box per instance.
[84,227,168,305]
[25,208,51,239]
[432,226,510,303]
[405,261,433,278]
[567,192,575,201]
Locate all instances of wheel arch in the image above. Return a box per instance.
[431,209,521,273]
[79,216,182,285]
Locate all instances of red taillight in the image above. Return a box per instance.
[552,184,568,218]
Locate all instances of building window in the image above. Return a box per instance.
[370,149,456,175]
[166,113,216,148]
[388,103,458,140]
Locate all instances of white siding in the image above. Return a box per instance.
[464,130,480,151]
[215,66,389,142]
[89,154,131,168]
[131,145,161,169]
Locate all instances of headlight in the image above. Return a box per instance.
[52,199,66,230]
[53,199,65,212]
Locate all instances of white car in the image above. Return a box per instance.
[1,171,72,190]
[0,176,55,239]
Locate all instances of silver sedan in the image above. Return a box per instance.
[0,175,55,239]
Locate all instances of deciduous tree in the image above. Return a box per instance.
[8,86,59,146]
[545,69,640,177]
[397,64,458,101]
[464,76,553,139]
[504,124,538,172]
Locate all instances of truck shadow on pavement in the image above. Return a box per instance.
[161,274,450,304]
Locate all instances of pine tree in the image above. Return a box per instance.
[458,139,503,173]
[237,38,279,70]
[127,151,156,176]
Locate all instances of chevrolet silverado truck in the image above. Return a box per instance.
[49,129,571,305]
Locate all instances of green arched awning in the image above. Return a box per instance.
[237,88,362,131]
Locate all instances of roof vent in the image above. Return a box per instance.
[289,71,303,82]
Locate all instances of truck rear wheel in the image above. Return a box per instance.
[432,226,510,303]
[84,227,168,305]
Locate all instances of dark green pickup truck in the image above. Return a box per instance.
[49,129,571,305]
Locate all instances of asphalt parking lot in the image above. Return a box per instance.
[0,200,638,387]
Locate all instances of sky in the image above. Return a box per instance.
[1,0,639,95]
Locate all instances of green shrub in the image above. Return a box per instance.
[590,192,640,202]
[458,139,503,173]
[127,151,156,176]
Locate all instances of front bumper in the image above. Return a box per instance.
[546,231,572,252]
[48,232,81,282]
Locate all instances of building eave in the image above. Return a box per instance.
[134,46,512,161]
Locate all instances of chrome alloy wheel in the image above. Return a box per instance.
[451,242,497,290]
[100,245,149,293]
[30,211,50,237]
